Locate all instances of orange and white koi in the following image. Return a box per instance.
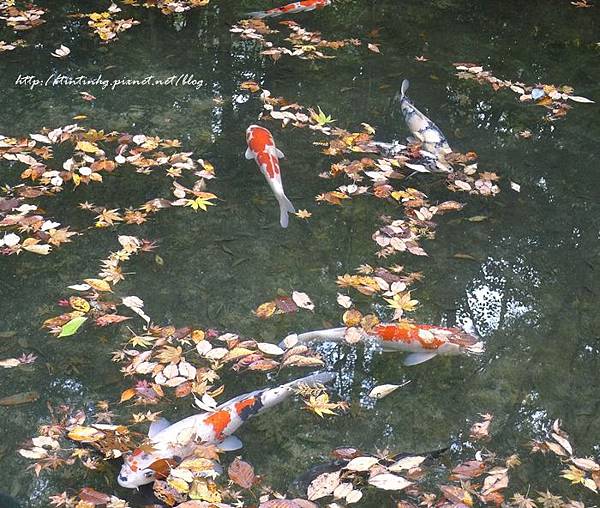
[249,0,331,19]
[281,322,484,366]
[117,371,334,488]
[245,125,295,228]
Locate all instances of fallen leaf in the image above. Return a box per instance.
[307,470,340,500]
[58,316,87,338]
[292,291,315,311]
[368,473,412,491]
[228,457,256,489]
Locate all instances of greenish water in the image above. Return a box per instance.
[1,0,600,506]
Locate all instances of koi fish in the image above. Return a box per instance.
[397,79,452,157]
[280,322,483,366]
[117,371,335,488]
[245,125,295,228]
[249,0,331,19]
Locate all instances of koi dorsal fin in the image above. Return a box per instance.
[148,417,171,438]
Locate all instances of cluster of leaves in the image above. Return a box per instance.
[454,63,595,121]
[0,124,216,255]
[231,18,370,62]
[336,264,422,323]
[254,290,315,319]
[0,0,45,31]
[0,37,25,51]
[18,401,135,476]
[255,83,504,324]
[73,3,140,43]
[530,419,600,495]
[120,0,210,15]
[117,325,328,405]
[0,352,37,369]
[42,235,156,337]
[298,381,349,418]
[300,415,592,508]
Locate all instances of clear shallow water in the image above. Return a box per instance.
[1,0,600,506]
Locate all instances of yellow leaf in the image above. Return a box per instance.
[69,296,90,313]
[343,309,363,327]
[304,393,344,418]
[75,141,100,153]
[168,477,190,493]
[189,478,222,503]
[83,278,112,292]
[67,426,105,443]
[120,388,136,403]
[254,301,277,319]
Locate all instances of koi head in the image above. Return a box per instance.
[446,328,484,356]
[246,125,273,151]
[117,448,178,488]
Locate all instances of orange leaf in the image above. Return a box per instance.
[120,388,136,403]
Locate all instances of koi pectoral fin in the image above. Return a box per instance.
[403,352,438,366]
[148,417,171,438]
[218,435,243,451]
[245,147,255,160]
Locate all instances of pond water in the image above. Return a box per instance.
[1,0,600,506]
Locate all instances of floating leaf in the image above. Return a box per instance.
[292,291,315,311]
[345,456,379,471]
[84,278,112,292]
[368,473,412,491]
[368,382,408,400]
[228,457,256,489]
[58,316,87,338]
[307,470,340,500]
[67,426,105,442]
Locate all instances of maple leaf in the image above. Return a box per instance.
[295,209,312,219]
[310,106,335,126]
[48,227,78,246]
[155,345,183,364]
[536,491,563,508]
[95,208,123,226]
[49,492,75,507]
[304,393,345,418]
[384,292,418,313]
[123,209,147,224]
[511,493,537,508]
[129,335,154,348]
[185,193,217,211]
[561,465,585,484]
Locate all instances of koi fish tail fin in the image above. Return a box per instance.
[279,327,347,349]
[277,192,296,228]
[465,341,485,355]
[401,79,410,99]
[258,372,336,411]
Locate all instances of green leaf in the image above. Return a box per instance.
[58,316,88,338]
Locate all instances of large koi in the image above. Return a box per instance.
[117,371,335,488]
[280,322,483,366]
[249,0,331,19]
[245,124,296,228]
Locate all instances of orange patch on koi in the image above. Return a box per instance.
[204,410,231,439]
[234,397,257,415]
